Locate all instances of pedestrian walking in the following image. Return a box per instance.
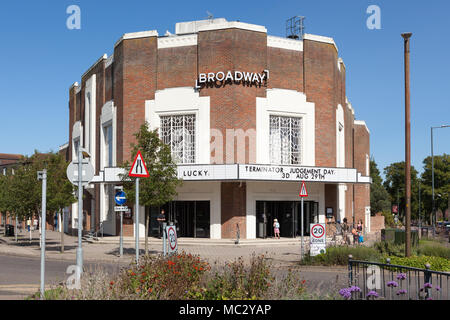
[26,219,31,232]
[273,218,280,239]
[351,226,358,245]
[33,218,38,231]
[357,219,364,244]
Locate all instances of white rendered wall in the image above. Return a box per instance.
[246,181,325,239]
[336,104,346,223]
[84,75,97,171]
[256,89,315,166]
[145,87,210,164]
[99,101,118,235]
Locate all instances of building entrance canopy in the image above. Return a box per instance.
[91,164,371,184]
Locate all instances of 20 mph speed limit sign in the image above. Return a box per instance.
[166,225,178,254]
[310,223,326,256]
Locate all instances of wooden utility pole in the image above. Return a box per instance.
[402,32,412,257]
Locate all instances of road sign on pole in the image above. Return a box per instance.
[299,181,308,197]
[114,191,127,206]
[299,181,308,260]
[310,223,326,256]
[129,151,150,178]
[66,160,94,186]
[166,225,178,254]
[128,151,150,264]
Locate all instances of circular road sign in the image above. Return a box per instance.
[66,161,95,186]
[114,191,127,206]
[167,226,177,252]
[311,224,325,239]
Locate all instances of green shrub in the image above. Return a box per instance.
[186,254,274,300]
[417,242,450,260]
[301,246,382,266]
[382,211,395,227]
[27,252,315,300]
[386,255,450,272]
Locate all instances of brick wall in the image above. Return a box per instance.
[198,29,267,164]
[371,213,385,232]
[221,182,246,239]
[304,39,339,167]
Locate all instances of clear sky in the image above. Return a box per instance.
[0,0,449,178]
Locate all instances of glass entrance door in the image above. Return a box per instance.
[256,201,319,238]
[149,201,210,238]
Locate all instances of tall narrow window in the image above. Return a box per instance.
[269,115,302,165]
[160,114,196,164]
[104,124,113,167]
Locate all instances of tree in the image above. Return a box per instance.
[2,152,76,246]
[121,122,182,254]
[383,161,420,221]
[0,172,15,235]
[45,153,76,252]
[369,157,390,215]
[420,154,449,222]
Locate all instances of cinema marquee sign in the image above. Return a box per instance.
[177,164,359,183]
[195,70,269,89]
[239,165,357,183]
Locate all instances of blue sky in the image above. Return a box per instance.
[0,0,449,179]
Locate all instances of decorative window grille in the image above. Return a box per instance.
[160,114,196,164]
[269,115,302,165]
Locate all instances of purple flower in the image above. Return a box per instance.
[426,297,433,300]
[387,281,399,288]
[396,289,407,295]
[396,273,407,280]
[424,283,433,289]
[366,290,379,298]
[339,288,352,299]
[349,286,361,293]
[435,286,441,291]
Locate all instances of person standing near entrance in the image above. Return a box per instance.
[273,218,280,239]
[342,218,350,245]
[157,209,166,239]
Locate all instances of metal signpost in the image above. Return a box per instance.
[299,181,308,260]
[163,222,167,256]
[114,189,127,257]
[128,151,150,264]
[37,169,47,299]
[310,223,326,256]
[66,148,93,283]
[166,224,178,255]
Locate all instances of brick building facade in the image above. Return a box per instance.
[66,19,371,239]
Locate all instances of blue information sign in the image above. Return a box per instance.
[114,191,127,206]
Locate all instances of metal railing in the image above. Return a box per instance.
[347,255,450,300]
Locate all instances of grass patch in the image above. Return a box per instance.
[300,246,382,266]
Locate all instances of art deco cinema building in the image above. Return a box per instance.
[67,18,371,240]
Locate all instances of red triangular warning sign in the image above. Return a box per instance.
[299,181,308,197]
[128,150,150,177]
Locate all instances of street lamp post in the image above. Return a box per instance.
[76,147,91,280]
[402,32,412,257]
[431,125,450,232]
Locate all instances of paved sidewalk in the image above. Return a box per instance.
[0,229,310,267]
[0,228,380,267]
